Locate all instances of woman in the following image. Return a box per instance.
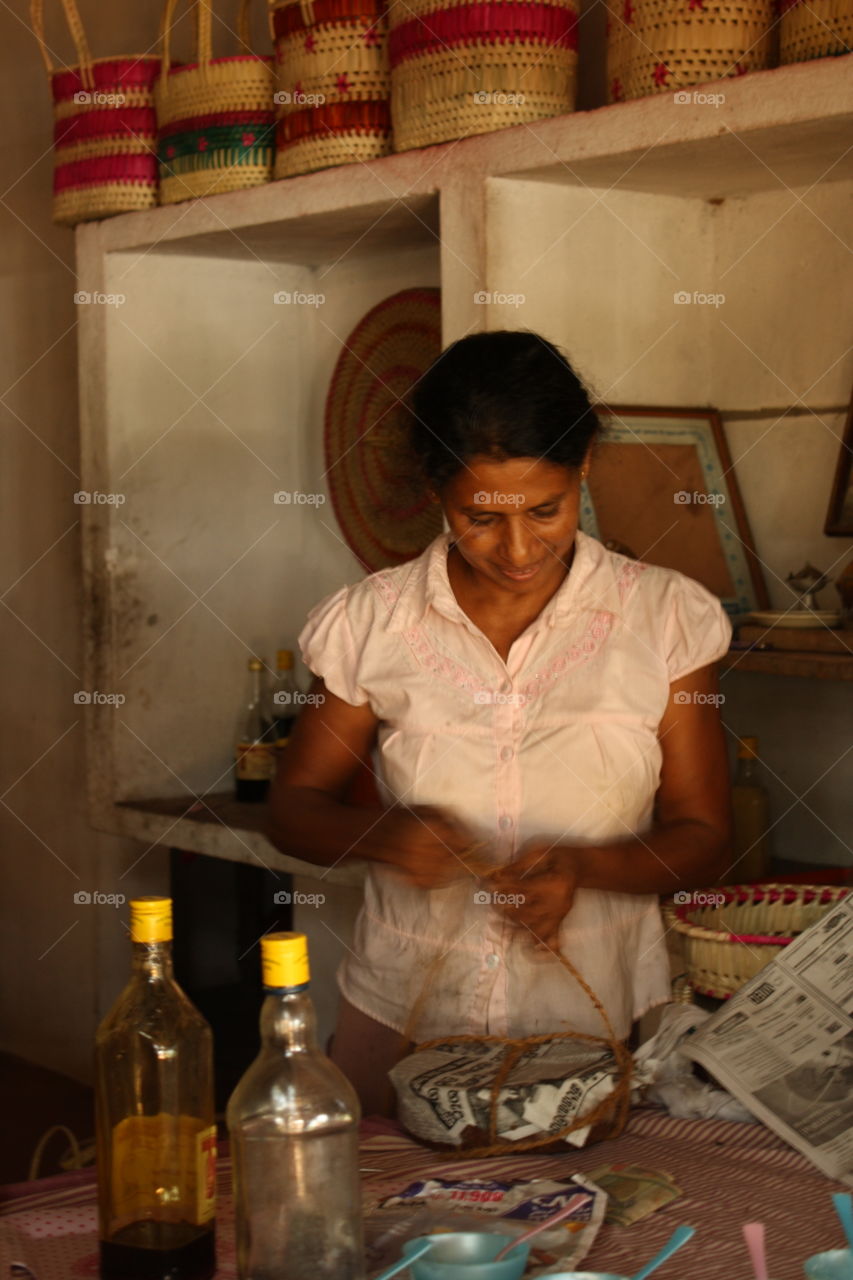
[268,331,732,1116]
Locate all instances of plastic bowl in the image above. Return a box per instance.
[401,1232,530,1280]
[531,1274,628,1279]
[804,1250,853,1280]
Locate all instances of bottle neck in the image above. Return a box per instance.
[260,987,317,1053]
[249,667,262,705]
[735,756,759,782]
[130,940,175,981]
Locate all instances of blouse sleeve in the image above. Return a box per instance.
[297,585,371,707]
[663,574,733,682]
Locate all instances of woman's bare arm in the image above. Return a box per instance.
[266,677,478,887]
[493,663,732,945]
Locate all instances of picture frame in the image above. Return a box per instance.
[581,406,770,617]
[824,389,853,536]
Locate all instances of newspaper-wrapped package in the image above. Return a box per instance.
[389,1039,624,1150]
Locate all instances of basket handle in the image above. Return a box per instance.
[161,0,259,80]
[30,0,95,88]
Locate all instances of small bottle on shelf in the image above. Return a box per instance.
[731,735,772,882]
[95,897,217,1280]
[235,657,276,802]
[226,932,365,1280]
[268,648,299,757]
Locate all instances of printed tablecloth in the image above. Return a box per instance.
[0,1108,846,1279]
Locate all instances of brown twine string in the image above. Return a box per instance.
[398,843,634,1158]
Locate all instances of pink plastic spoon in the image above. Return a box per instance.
[743,1222,769,1280]
[494,1192,590,1261]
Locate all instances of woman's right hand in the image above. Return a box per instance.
[360,804,479,889]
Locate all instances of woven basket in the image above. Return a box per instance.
[388,0,579,152]
[156,0,275,204]
[606,0,773,102]
[666,883,849,999]
[30,0,160,225]
[270,0,391,178]
[779,0,853,62]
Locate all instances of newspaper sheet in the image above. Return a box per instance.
[682,892,853,1186]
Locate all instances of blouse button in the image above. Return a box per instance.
[498,815,512,830]
[500,746,513,762]
[485,953,500,970]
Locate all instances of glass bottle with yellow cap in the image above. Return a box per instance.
[95,897,217,1280]
[226,932,364,1280]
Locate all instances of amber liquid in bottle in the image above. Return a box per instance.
[95,897,217,1280]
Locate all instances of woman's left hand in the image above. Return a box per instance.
[489,841,581,951]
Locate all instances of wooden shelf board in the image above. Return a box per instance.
[721,649,853,680]
[79,57,853,262]
[110,794,367,886]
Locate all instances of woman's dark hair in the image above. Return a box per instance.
[409,330,599,491]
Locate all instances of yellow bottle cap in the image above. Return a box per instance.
[261,931,310,990]
[737,736,759,759]
[130,896,173,943]
[248,657,263,671]
[276,649,294,671]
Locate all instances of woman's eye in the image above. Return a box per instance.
[531,507,558,520]
[469,515,496,526]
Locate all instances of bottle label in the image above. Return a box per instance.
[109,1115,217,1230]
[235,742,275,781]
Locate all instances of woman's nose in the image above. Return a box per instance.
[499,519,538,565]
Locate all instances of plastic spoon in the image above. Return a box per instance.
[631,1225,696,1280]
[493,1192,591,1261]
[373,1239,433,1280]
[742,1223,769,1280]
[832,1193,853,1251]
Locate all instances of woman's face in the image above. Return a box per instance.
[440,454,586,595]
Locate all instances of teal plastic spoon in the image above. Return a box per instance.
[373,1239,433,1280]
[631,1225,697,1280]
[832,1193,853,1251]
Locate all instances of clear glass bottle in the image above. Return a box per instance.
[95,897,217,1280]
[732,735,771,882]
[235,657,276,802]
[226,932,365,1280]
[267,649,299,757]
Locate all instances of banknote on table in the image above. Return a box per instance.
[584,1163,682,1226]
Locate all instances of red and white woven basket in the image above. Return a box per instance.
[30,0,160,225]
[271,0,392,179]
[388,0,579,152]
[606,0,774,102]
[779,0,853,63]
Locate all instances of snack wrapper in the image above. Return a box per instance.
[365,1173,607,1277]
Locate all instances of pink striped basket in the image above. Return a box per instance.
[30,0,160,225]
[388,0,579,152]
[667,882,849,999]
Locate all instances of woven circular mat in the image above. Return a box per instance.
[324,287,444,571]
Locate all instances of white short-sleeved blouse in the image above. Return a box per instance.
[298,530,732,1043]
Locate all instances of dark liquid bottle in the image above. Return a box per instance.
[96,897,216,1280]
[235,657,275,803]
